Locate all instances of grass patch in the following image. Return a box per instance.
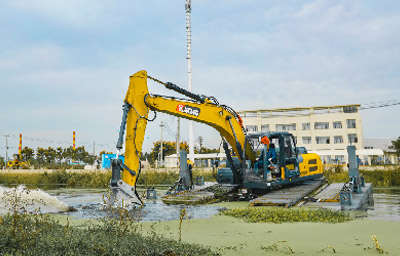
[0,168,217,189]
[221,207,352,224]
[0,170,111,189]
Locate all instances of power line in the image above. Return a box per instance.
[359,100,400,110]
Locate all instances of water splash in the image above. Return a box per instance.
[0,185,72,215]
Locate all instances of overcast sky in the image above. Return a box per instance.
[0,0,399,157]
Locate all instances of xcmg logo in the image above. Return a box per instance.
[176,104,200,117]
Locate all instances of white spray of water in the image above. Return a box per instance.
[0,185,71,215]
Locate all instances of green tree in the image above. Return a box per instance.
[140,152,149,161]
[0,156,5,168]
[63,146,75,164]
[75,146,88,163]
[197,147,219,154]
[20,147,34,162]
[85,154,97,165]
[148,141,189,165]
[389,136,400,159]
[44,147,57,164]
[56,147,64,164]
[36,147,46,166]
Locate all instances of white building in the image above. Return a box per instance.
[364,138,398,164]
[164,153,225,168]
[238,104,382,164]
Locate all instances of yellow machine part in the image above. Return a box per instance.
[7,159,30,169]
[119,70,258,189]
[122,71,149,187]
[298,153,323,177]
[145,95,255,162]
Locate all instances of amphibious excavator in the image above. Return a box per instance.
[110,70,323,205]
[7,154,30,169]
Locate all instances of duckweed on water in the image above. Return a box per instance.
[221,207,352,224]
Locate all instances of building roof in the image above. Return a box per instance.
[238,104,361,114]
[364,138,396,152]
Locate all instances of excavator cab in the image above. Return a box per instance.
[218,131,306,191]
[12,154,20,164]
[268,132,301,179]
[247,132,300,179]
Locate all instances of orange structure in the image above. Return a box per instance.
[73,131,76,150]
[18,133,22,155]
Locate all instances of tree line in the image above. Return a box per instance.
[17,146,97,167]
[146,140,219,165]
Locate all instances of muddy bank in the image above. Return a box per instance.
[138,215,400,255]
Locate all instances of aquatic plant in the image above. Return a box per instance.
[371,235,388,254]
[179,208,187,241]
[261,241,295,254]
[0,188,218,256]
[0,213,218,255]
[221,207,352,224]
[321,246,336,253]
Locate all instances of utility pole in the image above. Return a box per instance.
[4,135,10,164]
[93,141,95,156]
[160,121,164,164]
[186,0,195,163]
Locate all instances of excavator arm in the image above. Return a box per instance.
[110,70,256,204]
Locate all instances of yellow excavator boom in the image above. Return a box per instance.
[110,70,255,203]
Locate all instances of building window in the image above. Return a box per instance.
[347,119,356,128]
[334,155,345,163]
[334,136,343,144]
[276,124,285,131]
[302,123,310,130]
[314,122,329,130]
[276,123,296,131]
[261,124,270,132]
[343,106,358,113]
[348,134,358,143]
[286,123,296,131]
[333,121,342,129]
[316,136,330,144]
[246,125,258,132]
[302,136,312,144]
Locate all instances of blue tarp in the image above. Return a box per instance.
[101,154,124,169]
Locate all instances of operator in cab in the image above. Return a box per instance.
[254,136,277,174]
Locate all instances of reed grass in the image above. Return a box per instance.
[0,170,111,189]
[0,168,217,189]
[324,165,400,187]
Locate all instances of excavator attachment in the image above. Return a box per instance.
[110,71,150,207]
